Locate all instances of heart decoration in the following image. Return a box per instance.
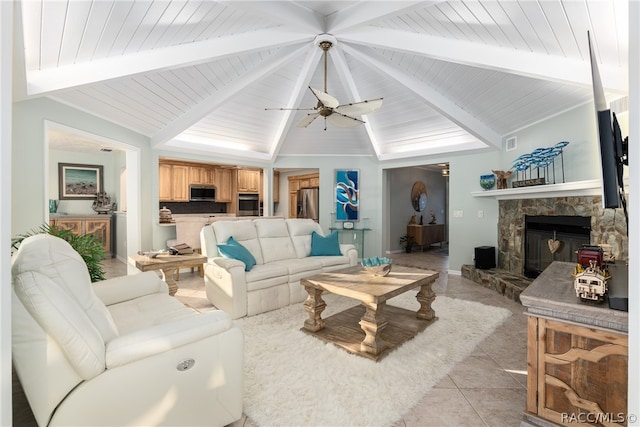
[548,239,561,254]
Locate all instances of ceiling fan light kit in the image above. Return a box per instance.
[268,38,383,131]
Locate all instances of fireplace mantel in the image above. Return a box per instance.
[471,179,601,200]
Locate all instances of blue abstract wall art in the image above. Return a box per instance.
[335,169,359,221]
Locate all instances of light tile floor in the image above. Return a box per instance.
[13,248,528,427]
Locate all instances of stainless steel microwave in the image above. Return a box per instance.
[190,185,216,201]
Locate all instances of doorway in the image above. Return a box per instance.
[45,121,141,265]
[385,164,449,255]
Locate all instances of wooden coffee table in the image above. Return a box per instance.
[130,253,207,296]
[300,265,439,361]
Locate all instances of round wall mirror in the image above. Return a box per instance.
[411,181,427,212]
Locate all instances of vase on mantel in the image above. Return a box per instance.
[479,174,496,190]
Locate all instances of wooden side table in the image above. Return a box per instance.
[130,253,207,296]
[519,261,628,426]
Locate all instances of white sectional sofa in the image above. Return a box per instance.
[200,218,358,319]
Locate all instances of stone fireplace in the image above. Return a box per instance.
[497,195,628,277]
[523,215,591,278]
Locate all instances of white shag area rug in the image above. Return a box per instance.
[236,292,512,427]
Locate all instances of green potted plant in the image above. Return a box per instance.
[399,234,416,253]
[12,223,106,282]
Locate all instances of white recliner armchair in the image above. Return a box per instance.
[12,234,243,427]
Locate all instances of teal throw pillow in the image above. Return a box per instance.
[310,231,342,256]
[217,236,256,271]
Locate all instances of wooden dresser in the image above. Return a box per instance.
[406,224,445,250]
[50,214,113,257]
[520,261,628,427]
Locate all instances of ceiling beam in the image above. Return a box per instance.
[219,1,324,33]
[268,44,324,161]
[23,29,311,98]
[163,139,273,162]
[326,1,442,34]
[339,28,628,93]
[342,43,502,150]
[330,45,382,159]
[151,43,311,147]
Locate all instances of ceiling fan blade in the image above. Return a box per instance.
[265,107,316,111]
[327,111,364,128]
[297,113,320,128]
[334,98,383,116]
[309,87,339,109]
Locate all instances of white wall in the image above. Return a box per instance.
[501,103,600,183]
[447,151,502,272]
[49,149,119,215]
[12,98,153,249]
[1,2,12,424]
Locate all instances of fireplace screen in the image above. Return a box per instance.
[524,215,591,278]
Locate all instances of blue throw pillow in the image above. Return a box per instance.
[310,231,342,256]
[217,236,256,271]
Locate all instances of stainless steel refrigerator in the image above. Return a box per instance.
[297,188,319,220]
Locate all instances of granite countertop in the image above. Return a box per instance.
[519,261,628,333]
[158,213,236,226]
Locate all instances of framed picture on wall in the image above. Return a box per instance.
[335,169,359,221]
[58,163,104,200]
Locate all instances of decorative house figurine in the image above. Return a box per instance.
[92,192,114,214]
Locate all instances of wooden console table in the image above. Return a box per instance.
[50,214,113,257]
[407,224,445,251]
[519,261,628,427]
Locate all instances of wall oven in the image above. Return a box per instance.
[238,193,260,216]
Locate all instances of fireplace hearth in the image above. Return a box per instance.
[524,215,590,278]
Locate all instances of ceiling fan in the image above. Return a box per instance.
[267,40,383,131]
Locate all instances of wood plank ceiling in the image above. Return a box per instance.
[15,0,629,162]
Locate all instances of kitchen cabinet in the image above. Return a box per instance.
[289,191,298,218]
[159,163,189,202]
[214,168,233,202]
[520,262,628,427]
[189,166,214,185]
[259,170,280,203]
[237,169,261,193]
[50,215,113,256]
[274,171,280,203]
